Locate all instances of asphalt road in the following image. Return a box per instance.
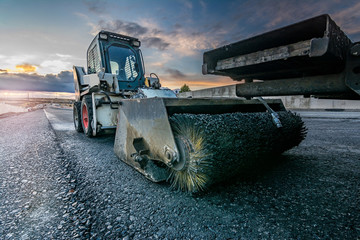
[1,107,359,239]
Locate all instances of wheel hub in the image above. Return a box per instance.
[82,104,89,129]
[171,136,193,171]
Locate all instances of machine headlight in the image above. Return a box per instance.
[99,33,108,40]
[132,40,141,47]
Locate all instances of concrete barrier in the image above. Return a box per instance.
[178,84,360,110]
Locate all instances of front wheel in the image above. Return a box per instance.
[81,95,94,137]
[73,101,83,132]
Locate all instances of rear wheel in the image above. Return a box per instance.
[73,101,83,132]
[81,95,94,137]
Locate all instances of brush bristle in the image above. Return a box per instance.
[168,111,307,193]
[168,115,212,192]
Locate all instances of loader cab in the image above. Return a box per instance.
[87,31,145,91]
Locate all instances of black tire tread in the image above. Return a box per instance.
[81,95,94,137]
[73,101,83,133]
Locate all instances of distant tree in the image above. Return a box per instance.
[180,84,191,93]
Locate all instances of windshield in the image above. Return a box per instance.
[108,45,139,81]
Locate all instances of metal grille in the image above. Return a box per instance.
[88,45,101,74]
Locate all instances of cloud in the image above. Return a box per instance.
[1,55,37,69]
[39,60,72,75]
[86,0,360,89]
[93,19,174,51]
[160,67,234,90]
[137,18,226,55]
[160,74,235,90]
[0,54,74,75]
[97,19,148,36]
[244,1,360,39]
[181,0,193,10]
[83,0,106,14]
[0,71,74,92]
[94,19,171,51]
[4,63,38,74]
[15,64,37,73]
[332,2,360,37]
[142,37,170,51]
[199,0,206,10]
[165,68,187,79]
[145,52,174,69]
[92,18,216,55]
[56,53,72,58]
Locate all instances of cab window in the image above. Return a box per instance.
[108,45,139,81]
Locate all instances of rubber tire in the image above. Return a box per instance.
[81,95,94,137]
[73,101,83,132]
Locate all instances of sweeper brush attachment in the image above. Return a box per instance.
[114,98,306,192]
[168,112,306,192]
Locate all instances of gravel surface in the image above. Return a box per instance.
[1,107,359,239]
[0,110,89,239]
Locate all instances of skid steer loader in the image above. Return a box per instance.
[73,14,359,192]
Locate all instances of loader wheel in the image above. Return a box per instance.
[81,95,94,137]
[73,101,83,132]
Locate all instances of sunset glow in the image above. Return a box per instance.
[0,0,359,93]
[15,64,37,73]
[0,90,74,99]
[3,64,38,74]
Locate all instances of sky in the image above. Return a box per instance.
[0,0,360,93]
